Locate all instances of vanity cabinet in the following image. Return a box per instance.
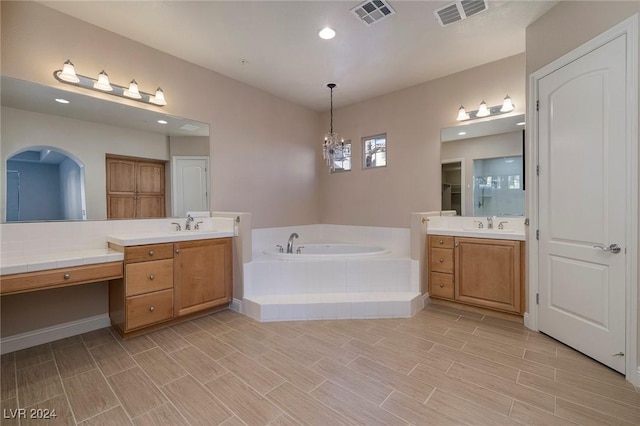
[109,237,232,336]
[428,235,524,315]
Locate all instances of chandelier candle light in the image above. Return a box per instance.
[322,83,345,171]
[54,60,167,106]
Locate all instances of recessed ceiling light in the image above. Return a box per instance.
[55,98,70,104]
[318,27,336,40]
[458,131,467,136]
[157,119,168,124]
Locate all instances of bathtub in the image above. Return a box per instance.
[264,243,390,259]
[242,225,423,322]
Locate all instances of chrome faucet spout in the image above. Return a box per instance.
[286,233,299,254]
[487,216,494,230]
[185,214,194,231]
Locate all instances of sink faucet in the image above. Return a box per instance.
[185,214,194,230]
[286,233,299,254]
[487,217,494,230]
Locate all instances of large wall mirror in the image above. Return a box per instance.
[1,76,210,222]
[440,114,525,217]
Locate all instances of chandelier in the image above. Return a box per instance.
[322,83,345,171]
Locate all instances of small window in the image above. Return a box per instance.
[331,141,352,173]
[362,134,387,169]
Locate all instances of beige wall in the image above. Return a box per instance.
[1,1,321,229]
[526,1,640,381]
[319,54,526,227]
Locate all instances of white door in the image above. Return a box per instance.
[537,34,627,373]
[172,156,210,217]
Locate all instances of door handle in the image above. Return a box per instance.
[593,244,622,254]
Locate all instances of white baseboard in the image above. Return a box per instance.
[422,292,431,306]
[229,298,242,313]
[523,312,537,331]
[631,366,640,388]
[1,314,111,354]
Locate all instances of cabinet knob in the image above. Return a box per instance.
[63,273,71,280]
[175,249,180,254]
[439,258,445,263]
[149,274,155,280]
[148,250,155,256]
[439,240,444,244]
[439,283,444,288]
[149,306,155,312]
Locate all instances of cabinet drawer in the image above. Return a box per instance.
[430,248,454,274]
[429,235,454,249]
[125,243,174,263]
[126,289,173,330]
[430,272,454,299]
[126,259,173,296]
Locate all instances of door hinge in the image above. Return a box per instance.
[536,230,540,240]
[536,293,539,305]
[536,100,539,111]
[536,165,540,176]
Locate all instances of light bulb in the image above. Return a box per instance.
[151,87,166,106]
[456,105,469,121]
[124,79,142,99]
[500,95,514,112]
[94,70,113,91]
[476,100,490,117]
[58,60,80,83]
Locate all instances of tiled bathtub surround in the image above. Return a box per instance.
[243,225,422,322]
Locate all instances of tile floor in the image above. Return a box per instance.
[1,304,639,425]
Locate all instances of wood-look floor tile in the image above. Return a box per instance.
[480,315,527,331]
[0,397,20,426]
[49,336,84,351]
[523,349,630,387]
[295,334,358,365]
[394,323,466,350]
[191,315,233,335]
[459,317,530,338]
[310,380,405,426]
[462,342,555,379]
[147,328,191,354]
[259,321,306,340]
[169,320,203,336]
[210,309,243,323]
[63,369,118,423]
[162,375,232,426]
[555,369,640,407]
[368,325,437,352]
[217,352,285,395]
[555,398,639,426]
[348,356,433,402]
[262,334,323,367]
[409,363,513,416]
[321,320,383,345]
[184,331,236,360]
[225,318,277,342]
[114,335,157,356]
[425,303,485,320]
[430,344,520,382]
[415,310,479,333]
[265,382,351,426]
[445,328,525,358]
[52,343,96,379]
[509,400,579,425]
[267,413,301,426]
[80,329,114,349]
[473,328,557,356]
[132,403,189,426]
[373,316,450,335]
[373,338,453,372]
[15,344,53,370]
[447,362,556,413]
[169,346,228,384]
[217,329,271,359]
[517,371,640,424]
[132,348,187,387]
[107,367,166,418]
[380,390,461,425]
[79,406,131,426]
[89,341,137,377]
[425,389,517,425]
[22,394,74,426]
[295,322,352,346]
[256,350,324,393]
[310,358,392,405]
[342,339,418,374]
[1,354,16,401]
[220,416,251,426]
[206,373,282,426]
[17,360,64,407]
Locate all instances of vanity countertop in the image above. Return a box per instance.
[1,248,124,276]
[427,227,525,241]
[106,230,234,246]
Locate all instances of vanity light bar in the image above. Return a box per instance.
[54,60,166,107]
[457,95,514,121]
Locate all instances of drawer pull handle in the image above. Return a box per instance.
[148,250,155,256]
[175,249,180,254]
[63,273,71,280]
[149,306,155,312]
[439,283,444,288]
[149,274,155,280]
[439,240,444,244]
[439,258,445,263]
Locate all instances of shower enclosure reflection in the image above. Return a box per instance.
[473,155,524,216]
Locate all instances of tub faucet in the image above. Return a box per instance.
[185,214,194,230]
[487,216,494,229]
[286,233,299,254]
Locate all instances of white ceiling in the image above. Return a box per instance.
[39,1,556,111]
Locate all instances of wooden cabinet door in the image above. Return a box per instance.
[174,238,232,317]
[107,195,136,219]
[106,158,137,193]
[454,237,522,314]
[137,162,164,195]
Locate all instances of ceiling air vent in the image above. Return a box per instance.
[434,0,488,27]
[352,0,395,26]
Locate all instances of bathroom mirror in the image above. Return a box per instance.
[440,114,525,217]
[1,76,210,222]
